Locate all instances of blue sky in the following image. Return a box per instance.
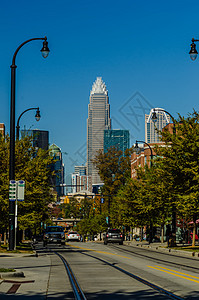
[1,0,199,182]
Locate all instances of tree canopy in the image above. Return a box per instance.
[0,134,55,234]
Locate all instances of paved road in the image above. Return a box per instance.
[1,242,199,299]
[53,242,199,299]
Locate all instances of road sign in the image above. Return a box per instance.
[9,180,17,201]
[106,216,109,224]
[17,180,25,201]
[101,197,104,204]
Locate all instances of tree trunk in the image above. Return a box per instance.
[192,222,196,247]
[4,231,7,245]
[22,230,25,241]
[161,224,164,243]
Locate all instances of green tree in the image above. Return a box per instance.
[0,135,55,237]
[93,146,133,227]
[156,111,199,246]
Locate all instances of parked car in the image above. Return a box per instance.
[66,231,80,242]
[43,226,65,246]
[104,229,123,245]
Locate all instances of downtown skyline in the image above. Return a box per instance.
[0,1,199,182]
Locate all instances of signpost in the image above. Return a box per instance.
[9,180,17,201]
[17,180,25,201]
[9,180,25,249]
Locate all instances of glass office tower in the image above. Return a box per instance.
[104,129,130,155]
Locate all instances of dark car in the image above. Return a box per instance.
[104,229,123,245]
[43,226,65,246]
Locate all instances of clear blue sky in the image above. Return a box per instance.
[1,0,199,183]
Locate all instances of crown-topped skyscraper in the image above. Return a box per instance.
[87,77,111,185]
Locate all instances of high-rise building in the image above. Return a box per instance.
[145,108,170,143]
[87,77,111,184]
[104,129,130,155]
[21,129,49,150]
[71,173,92,193]
[49,144,65,198]
[74,165,86,176]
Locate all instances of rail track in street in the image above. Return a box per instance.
[110,243,199,273]
[54,245,185,300]
[54,251,87,300]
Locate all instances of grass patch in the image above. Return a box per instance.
[0,242,33,253]
[172,246,199,252]
[0,268,15,273]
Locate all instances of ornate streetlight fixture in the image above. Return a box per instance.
[9,37,49,251]
[16,107,41,139]
[189,38,199,61]
[134,140,153,166]
[151,108,176,135]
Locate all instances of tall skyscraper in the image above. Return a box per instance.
[87,77,111,184]
[145,108,170,143]
[104,129,130,155]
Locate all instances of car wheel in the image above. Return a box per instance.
[104,241,107,245]
[119,241,123,245]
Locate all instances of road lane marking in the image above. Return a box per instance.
[148,266,199,283]
[154,265,199,280]
[66,244,131,259]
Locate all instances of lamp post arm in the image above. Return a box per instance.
[16,107,39,139]
[11,37,47,66]
[153,108,175,123]
[153,108,176,135]
[136,140,153,160]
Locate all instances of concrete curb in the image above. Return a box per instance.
[0,250,37,258]
[124,241,199,258]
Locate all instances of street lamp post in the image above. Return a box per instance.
[134,140,153,166]
[151,108,176,135]
[9,37,49,251]
[151,108,176,236]
[16,107,41,139]
[134,140,154,243]
[189,38,199,61]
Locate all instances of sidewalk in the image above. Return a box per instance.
[123,240,199,258]
[0,244,73,299]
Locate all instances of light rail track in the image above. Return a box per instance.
[80,251,184,300]
[55,251,87,300]
[56,246,185,300]
[110,243,199,272]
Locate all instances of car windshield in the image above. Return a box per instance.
[47,227,63,232]
[108,229,121,233]
[69,231,77,234]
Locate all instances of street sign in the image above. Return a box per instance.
[17,180,25,201]
[9,180,17,201]
[101,197,104,204]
